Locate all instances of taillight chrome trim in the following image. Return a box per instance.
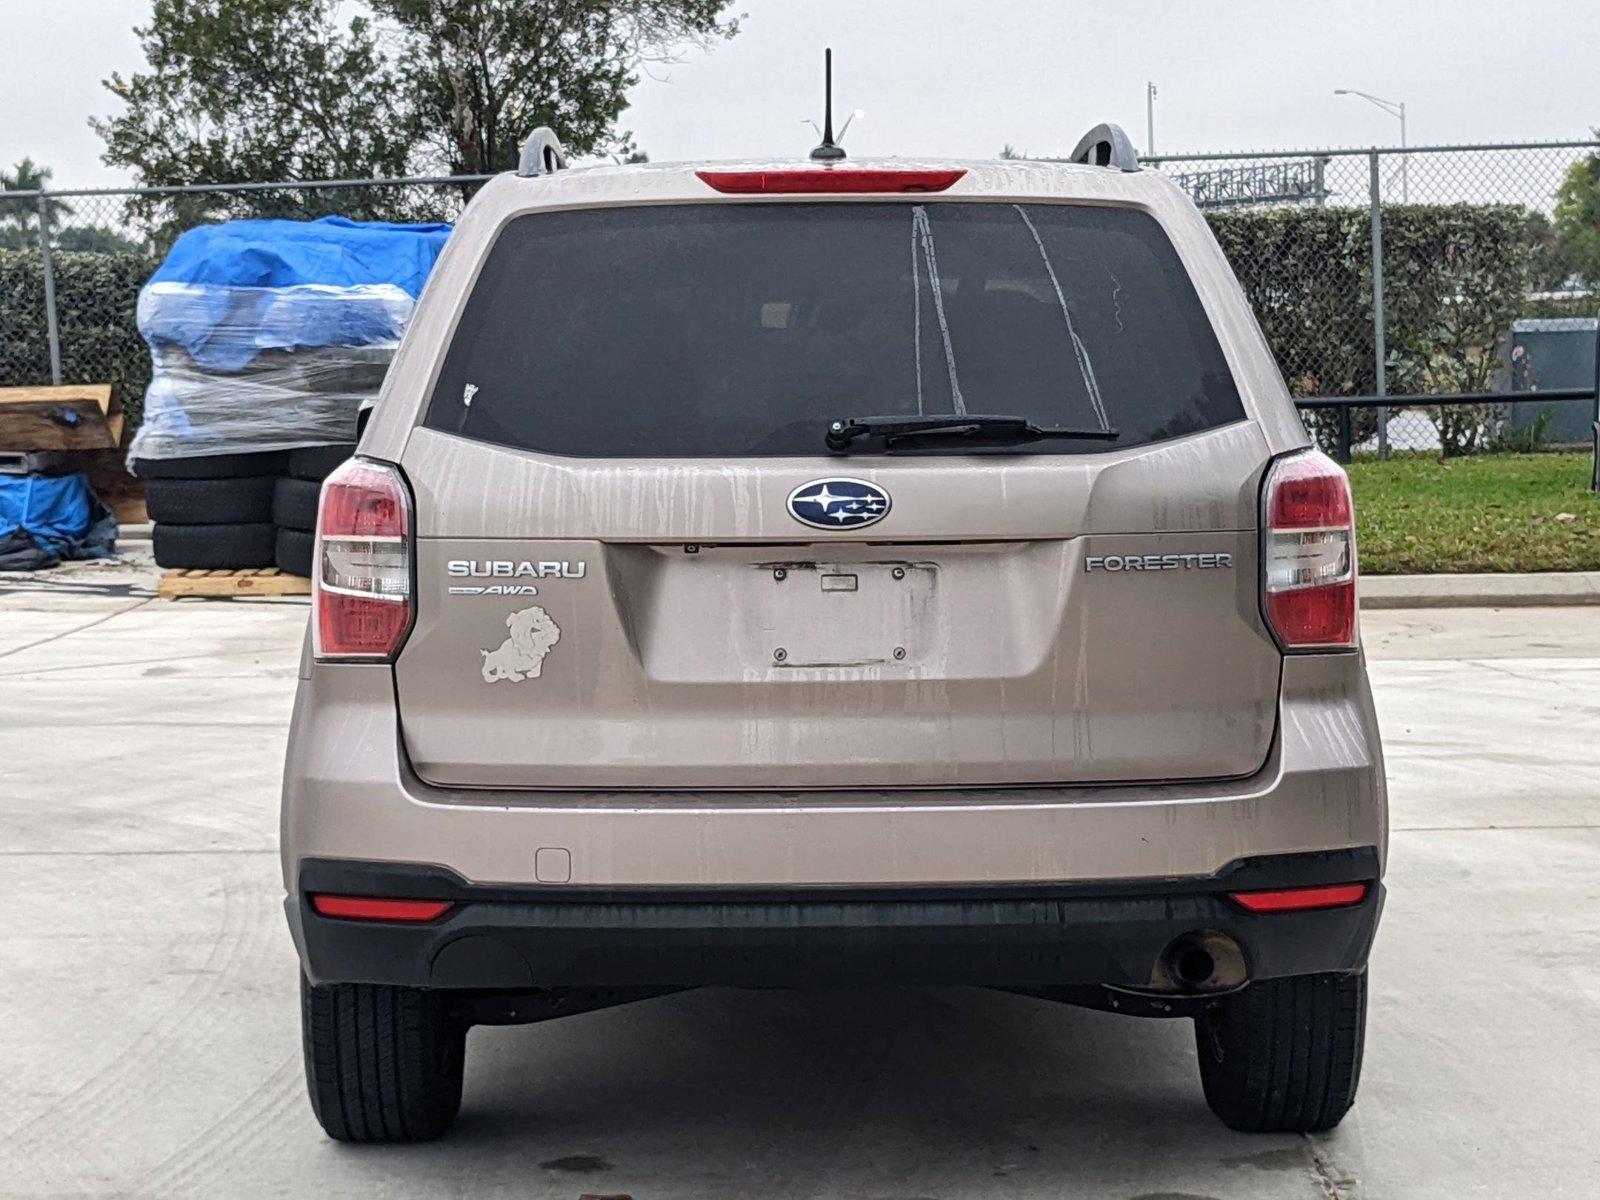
[314,535,411,603]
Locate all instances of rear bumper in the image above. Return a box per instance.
[288,848,1382,992]
[282,653,1387,892]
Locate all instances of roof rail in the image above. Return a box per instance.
[1068,123,1142,173]
[516,128,569,178]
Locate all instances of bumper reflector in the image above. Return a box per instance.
[1229,882,1369,913]
[310,894,454,922]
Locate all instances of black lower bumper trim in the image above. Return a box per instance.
[289,848,1382,994]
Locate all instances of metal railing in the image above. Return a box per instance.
[1297,391,1600,491]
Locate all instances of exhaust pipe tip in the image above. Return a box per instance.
[1173,944,1217,988]
[1157,931,1247,993]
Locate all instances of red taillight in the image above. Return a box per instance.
[1261,450,1358,650]
[1229,882,1369,913]
[695,167,967,194]
[309,894,453,922]
[313,458,413,661]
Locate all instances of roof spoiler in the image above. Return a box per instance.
[516,128,569,178]
[1068,123,1142,173]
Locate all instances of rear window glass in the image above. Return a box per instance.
[423,202,1244,456]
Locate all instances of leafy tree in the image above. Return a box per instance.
[94,1,415,188]
[92,0,427,241]
[1520,211,1575,293]
[55,227,149,255]
[376,0,735,173]
[95,0,737,190]
[1554,136,1600,286]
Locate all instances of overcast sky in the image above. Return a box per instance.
[5,0,1598,188]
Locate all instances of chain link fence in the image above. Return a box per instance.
[2,144,1598,456]
[1136,141,1600,462]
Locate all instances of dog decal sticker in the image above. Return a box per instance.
[480,605,561,683]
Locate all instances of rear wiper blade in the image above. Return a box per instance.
[826,414,1119,452]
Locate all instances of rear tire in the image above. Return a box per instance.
[1194,971,1366,1133]
[300,975,466,1143]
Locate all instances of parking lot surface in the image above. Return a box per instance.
[3,556,1599,1199]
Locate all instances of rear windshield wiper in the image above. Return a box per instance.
[826,414,1119,453]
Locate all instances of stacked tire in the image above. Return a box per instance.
[140,452,286,570]
[272,445,353,577]
[137,444,353,575]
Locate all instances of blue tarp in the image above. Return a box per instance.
[148,216,451,297]
[0,473,117,560]
[138,216,452,372]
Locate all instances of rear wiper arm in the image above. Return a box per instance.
[826,414,1119,452]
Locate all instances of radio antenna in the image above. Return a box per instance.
[810,49,847,161]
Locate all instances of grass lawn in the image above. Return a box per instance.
[1349,452,1600,574]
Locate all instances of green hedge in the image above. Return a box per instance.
[1207,205,1377,397]
[1206,204,1532,392]
[1207,203,1536,455]
[0,249,153,426]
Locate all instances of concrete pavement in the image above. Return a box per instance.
[2,555,1599,1198]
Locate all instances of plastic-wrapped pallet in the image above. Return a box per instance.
[128,216,451,464]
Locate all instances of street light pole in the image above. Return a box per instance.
[1146,82,1157,157]
[1397,100,1407,203]
[1337,88,1408,463]
[1335,88,1408,201]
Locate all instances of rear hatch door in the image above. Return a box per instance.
[393,198,1281,790]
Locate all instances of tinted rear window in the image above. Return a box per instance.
[424,202,1243,456]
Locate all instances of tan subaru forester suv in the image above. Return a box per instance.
[282,124,1385,1143]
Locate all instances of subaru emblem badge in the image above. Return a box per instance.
[786,478,892,530]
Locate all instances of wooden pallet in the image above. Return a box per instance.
[158,568,311,600]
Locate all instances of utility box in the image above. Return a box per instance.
[1506,318,1598,445]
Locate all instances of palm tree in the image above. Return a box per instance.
[1,157,53,192]
[1,158,75,249]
